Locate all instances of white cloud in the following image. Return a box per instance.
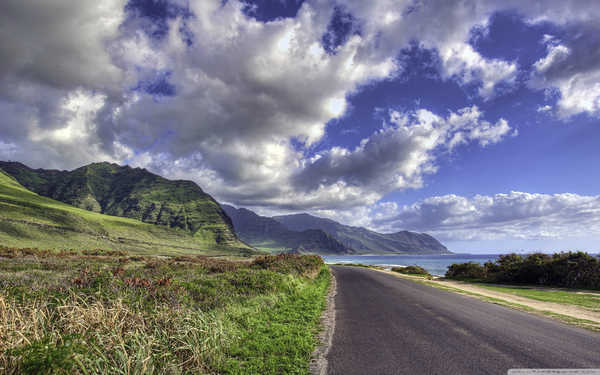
[438,42,517,99]
[294,106,513,198]
[371,192,600,241]
[528,28,600,118]
[537,105,553,113]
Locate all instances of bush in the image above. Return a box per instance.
[446,252,600,289]
[445,262,486,280]
[391,265,432,279]
[251,253,323,277]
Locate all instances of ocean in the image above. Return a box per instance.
[322,254,501,276]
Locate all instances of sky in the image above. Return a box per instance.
[1,0,600,253]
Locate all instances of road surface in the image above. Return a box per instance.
[327,266,600,375]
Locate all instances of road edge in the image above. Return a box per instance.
[373,268,600,332]
[310,267,337,375]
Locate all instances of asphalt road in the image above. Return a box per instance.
[327,266,600,375]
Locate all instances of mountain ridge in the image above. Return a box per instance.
[273,212,450,254]
[222,204,354,254]
[0,167,252,255]
[0,161,239,247]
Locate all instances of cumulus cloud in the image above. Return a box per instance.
[294,106,512,194]
[0,0,598,219]
[0,0,129,169]
[371,192,600,241]
[526,13,600,118]
[537,105,553,113]
[335,0,518,99]
[530,40,600,117]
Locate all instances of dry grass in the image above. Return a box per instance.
[0,250,328,374]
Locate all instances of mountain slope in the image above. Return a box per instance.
[273,213,450,254]
[0,168,253,255]
[0,161,238,246]
[222,205,353,254]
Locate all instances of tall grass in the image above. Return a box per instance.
[0,250,329,374]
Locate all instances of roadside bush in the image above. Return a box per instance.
[446,252,600,289]
[391,265,432,279]
[251,253,323,277]
[445,262,486,280]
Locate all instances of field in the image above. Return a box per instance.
[0,248,330,374]
[0,170,252,256]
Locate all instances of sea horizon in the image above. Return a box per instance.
[322,252,600,277]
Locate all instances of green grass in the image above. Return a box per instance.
[0,250,330,374]
[0,170,253,256]
[472,284,600,312]
[221,268,329,374]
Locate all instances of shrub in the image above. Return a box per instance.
[391,265,432,278]
[446,252,600,289]
[251,253,323,277]
[445,262,486,280]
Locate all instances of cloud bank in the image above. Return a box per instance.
[372,192,600,242]
[1,0,599,244]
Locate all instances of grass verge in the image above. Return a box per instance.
[392,275,600,333]
[470,284,600,312]
[0,249,330,374]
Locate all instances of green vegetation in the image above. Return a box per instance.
[0,161,239,247]
[0,249,330,374]
[473,284,600,312]
[446,252,600,290]
[332,263,375,268]
[0,169,252,255]
[391,265,433,279]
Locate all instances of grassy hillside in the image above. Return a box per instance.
[0,161,238,246]
[0,170,253,256]
[222,205,353,254]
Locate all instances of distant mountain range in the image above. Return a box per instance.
[222,205,354,254]
[0,161,244,251]
[224,205,450,255]
[273,213,449,254]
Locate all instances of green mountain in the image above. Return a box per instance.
[0,162,252,255]
[273,213,450,254]
[222,205,353,254]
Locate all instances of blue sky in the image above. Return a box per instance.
[1,0,600,253]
